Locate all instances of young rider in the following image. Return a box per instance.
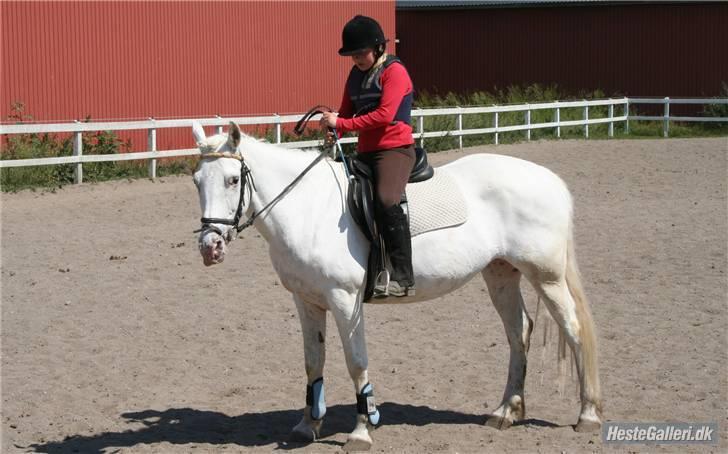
[320,15,416,297]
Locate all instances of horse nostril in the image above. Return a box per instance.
[215,239,224,250]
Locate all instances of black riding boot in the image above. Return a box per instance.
[376,205,415,297]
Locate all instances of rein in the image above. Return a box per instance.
[294,104,353,179]
[197,106,339,239]
[196,146,327,238]
[294,104,333,136]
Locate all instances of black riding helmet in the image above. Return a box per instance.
[338,15,388,56]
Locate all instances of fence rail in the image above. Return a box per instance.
[1,97,726,183]
[628,97,728,137]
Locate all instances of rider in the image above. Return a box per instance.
[320,15,416,298]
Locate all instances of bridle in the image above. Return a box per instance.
[195,141,327,241]
[196,151,256,239]
[197,107,340,240]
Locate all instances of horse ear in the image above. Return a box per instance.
[192,121,206,145]
[228,121,242,149]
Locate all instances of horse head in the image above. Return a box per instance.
[192,121,246,266]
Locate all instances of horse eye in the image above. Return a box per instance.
[228,176,240,186]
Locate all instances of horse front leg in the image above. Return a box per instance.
[291,294,328,441]
[328,288,379,452]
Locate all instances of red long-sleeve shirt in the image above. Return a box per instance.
[335,63,415,153]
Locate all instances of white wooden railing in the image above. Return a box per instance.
[1,97,726,184]
[627,97,728,137]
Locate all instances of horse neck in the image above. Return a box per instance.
[241,139,337,242]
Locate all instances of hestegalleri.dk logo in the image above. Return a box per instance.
[602,422,718,444]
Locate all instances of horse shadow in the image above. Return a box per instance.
[27,403,561,453]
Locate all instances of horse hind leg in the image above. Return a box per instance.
[527,256,602,432]
[482,259,534,430]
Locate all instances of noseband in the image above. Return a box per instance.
[197,151,256,238]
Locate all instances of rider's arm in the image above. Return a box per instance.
[335,64,412,133]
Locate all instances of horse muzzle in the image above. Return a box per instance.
[199,229,228,266]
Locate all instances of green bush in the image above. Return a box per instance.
[1,131,74,190]
[0,103,205,191]
[700,81,728,127]
[413,84,623,151]
[413,84,727,151]
[0,125,143,191]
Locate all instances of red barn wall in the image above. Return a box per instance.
[1,1,395,150]
[397,3,728,103]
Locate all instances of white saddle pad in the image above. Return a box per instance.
[405,168,468,237]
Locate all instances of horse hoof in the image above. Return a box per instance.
[485,414,513,430]
[575,416,601,433]
[343,431,372,452]
[485,396,522,430]
[290,419,321,442]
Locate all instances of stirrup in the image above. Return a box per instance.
[373,270,390,298]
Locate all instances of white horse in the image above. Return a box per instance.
[191,121,602,451]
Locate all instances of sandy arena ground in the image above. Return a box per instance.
[1,138,726,453]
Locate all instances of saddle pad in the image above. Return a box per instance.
[406,169,468,237]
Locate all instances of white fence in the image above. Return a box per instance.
[1,97,726,184]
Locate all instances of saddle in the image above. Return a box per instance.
[346,147,434,302]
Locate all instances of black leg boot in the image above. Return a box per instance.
[379,205,415,297]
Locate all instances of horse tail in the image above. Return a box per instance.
[565,220,601,408]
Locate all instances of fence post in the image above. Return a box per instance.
[457,106,463,149]
[274,113,282,144]
[525,108,531,141]
[608,102,614,138]
[584,102,589,139]
[73,120,83,184]
[148,117,157,179]
[556,102,561,138]
[494,109,499,145]
[625,99,630,134]
[663,97,670,137]
[216,115,223,135]
[418,111,424,148]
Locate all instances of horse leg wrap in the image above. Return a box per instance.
[306,377,326,420]
[356,383,381,426]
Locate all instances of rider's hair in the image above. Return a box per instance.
[374,43,386,60]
